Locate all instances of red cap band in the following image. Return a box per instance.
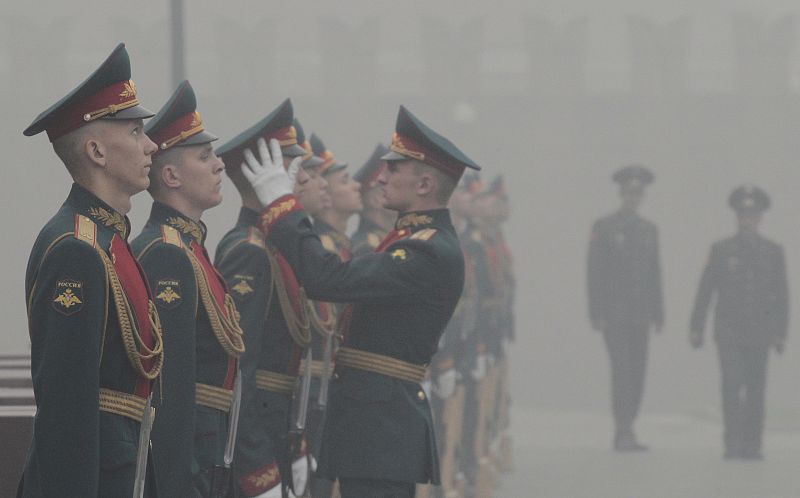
[268,125,298,147]
[46,80,141,142]
[389,133,465,179]
[149,111,205,151]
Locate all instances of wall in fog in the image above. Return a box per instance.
[3,0,800,420]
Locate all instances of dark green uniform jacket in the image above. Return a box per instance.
[691,232,789,344]
[260,199,464,485]
[215,207,308,496]
[20,184,161,498]
[587,211,664,328]
[132,202,241,498]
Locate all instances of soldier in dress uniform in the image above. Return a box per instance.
[432,174,484,498]
[690,185,788,460]
[214,99,314,498]
[351,144,394,257]
[587,165,663,452]
[238,105,481,498]
[303,132,360,497]
[19,43,164,497]
[462,179,505,496]
[483,176,515,474]
[131,80,245,497]
[309,133,361,262]
[294,119,331,217]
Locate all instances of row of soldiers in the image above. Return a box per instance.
[18,43,512,498]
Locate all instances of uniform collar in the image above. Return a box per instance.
[237,206,261,228]
[314,218,351,250]
[395,208,452,233]
[149,201,206,245]
[66,183,131,239]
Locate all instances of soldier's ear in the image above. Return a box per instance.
[160,163,182,189]
[84,138,107,167]
[416,171,437,197]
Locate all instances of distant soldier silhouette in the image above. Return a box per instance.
[690,185,788,460]
[587,165,663,452]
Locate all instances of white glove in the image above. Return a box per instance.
[242,138,303,208]
[434,368,457,399]
[260,482,283,498]
[470,353,487,381]
[290,455,309,496]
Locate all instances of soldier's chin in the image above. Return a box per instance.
[381,200,401,212]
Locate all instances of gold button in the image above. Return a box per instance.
[417,391,426,401]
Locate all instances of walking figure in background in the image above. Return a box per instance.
[690,185,788,460]
[587,165,663,452]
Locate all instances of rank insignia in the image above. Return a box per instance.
[52,279,84,315]
[231,274,255,298]
[391,248,408,261]
[156,279,182,309]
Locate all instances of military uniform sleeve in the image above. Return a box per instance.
[690,244,720,334]
[215,243,271,409]
[138,243,199,496]
[27,239,105,496]
[773,245,789,342]
[268,210,440,303]
[587,220,607,327]
[651,226,664,327]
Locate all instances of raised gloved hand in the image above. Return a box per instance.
[434,368,457,399]
[470,353,487,381]
[242,138,303,208]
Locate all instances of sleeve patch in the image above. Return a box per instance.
[155,279,182,309]
[52,279,84,315]
[230,274,255,298]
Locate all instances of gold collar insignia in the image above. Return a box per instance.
[396,213,433,230]
[88,206,127,237]
[167,216,204,242]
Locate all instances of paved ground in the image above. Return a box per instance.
[496,407,800,498]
